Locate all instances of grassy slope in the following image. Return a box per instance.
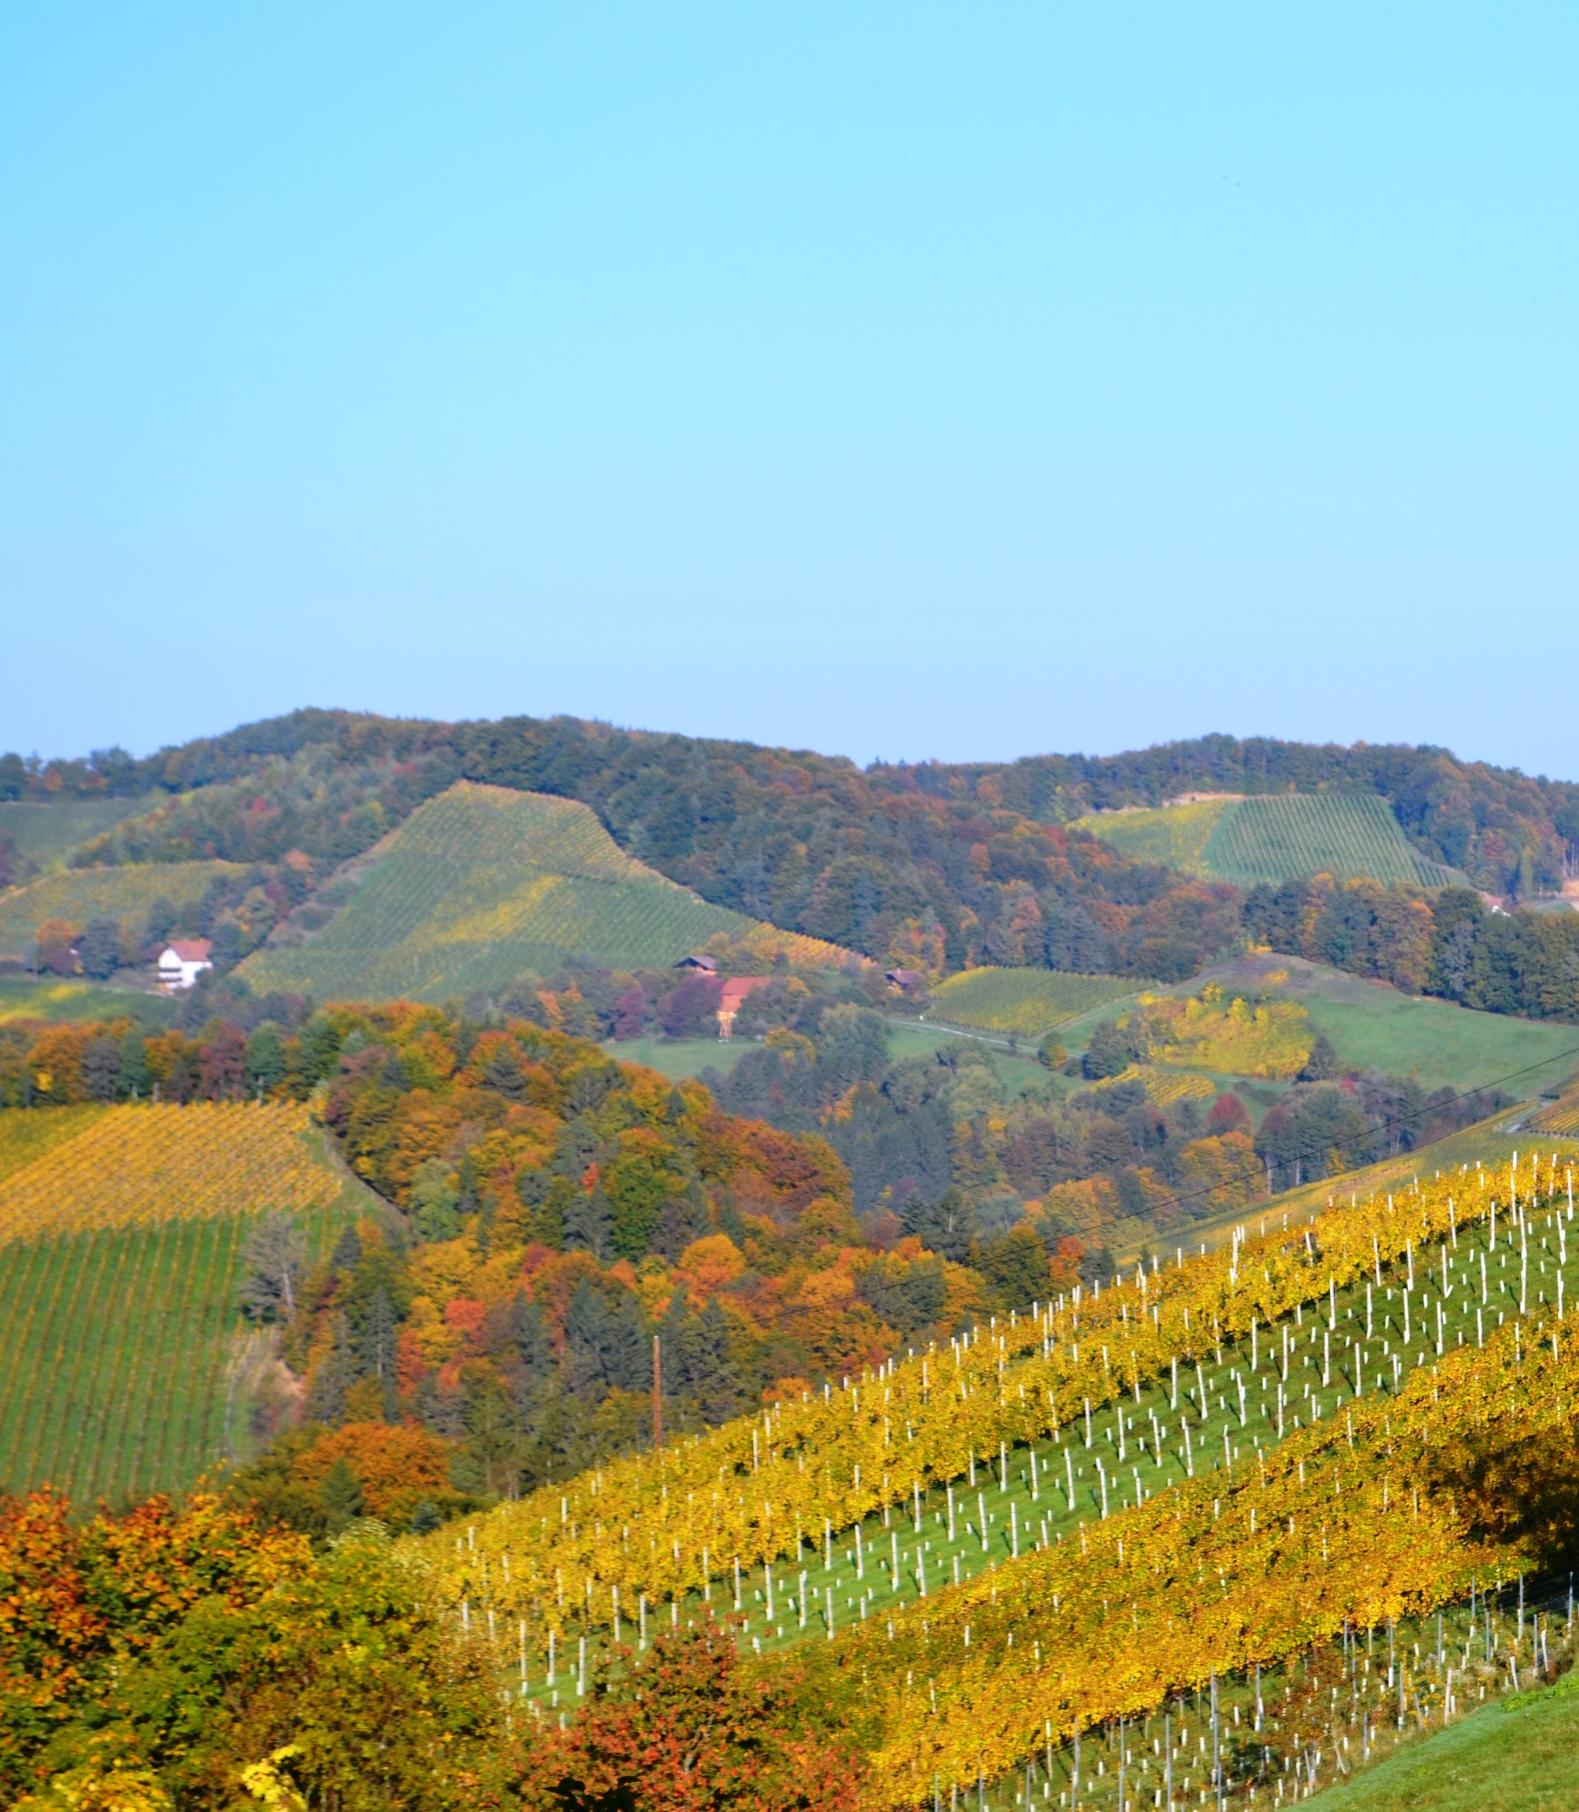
[0,1105,368,1500]
[241,781,850,1003]
[1194,954,1579,1097]
[0,860,243,962]
[0,796,159,870]
[602,1024,1054,1094]
[0,976,176,1027]
[1077,794,1463,887]
[599,1035,753,1082]
[1073,797,1228,871]
[885,1019,1053,1096]
[928,968,1140,1038]
[1304,1677,1579,1812]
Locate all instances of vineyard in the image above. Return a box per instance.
[1528,1087,1579,1136]
[0,1103,363,1500]
[1077,794,1465,889]
[240,781,852,1002]
[0,1103,345,1244]
[434,1146,1579,1803]
[0,794,158,871]
[0,859,243,962]
[928,969,1139,1038]
[1086,1063,1216,1106]
[0,1106,105,1183]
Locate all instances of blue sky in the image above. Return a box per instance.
[3,4,1575,774]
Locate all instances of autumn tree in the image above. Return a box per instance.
[520,1618,865,1812]
[32,919,80,978]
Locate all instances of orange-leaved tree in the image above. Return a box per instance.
[520,1618,865,1812]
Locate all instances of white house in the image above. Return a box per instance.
[157,938,213,992]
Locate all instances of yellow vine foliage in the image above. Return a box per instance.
[431,1150,1561,1639]
[0,1104,341,1245]
[1086,1065,1216,1107]
[812,1305,1574,1804]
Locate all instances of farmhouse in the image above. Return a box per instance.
[157,938,213,992]
[717,975,772,1040]
[885,967,925,995]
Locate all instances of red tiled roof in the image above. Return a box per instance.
[164,939,213,963]
[719,977,772,1009]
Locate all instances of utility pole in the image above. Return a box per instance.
[652,1333,663,1449]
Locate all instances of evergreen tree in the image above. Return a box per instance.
[244,1022,286,1097]
[563,1188,614,1260]
[361,1285,400,1418]
[319,1456,365,1529]
[118,1029,151,1100]
[458,1372,520,1497]
[305,1313,357,1424]
[562,1283,614,1402]
[681,1298,746,1424]
[329,1225,363,1273]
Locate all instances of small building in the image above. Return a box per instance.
[674,953,719,974]
[717,976,772,1040]
[885,968,925,995]
[157,939,213,992]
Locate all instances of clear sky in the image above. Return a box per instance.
[3,4,1575,775]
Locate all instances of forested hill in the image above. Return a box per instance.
[879,733,1579,897]
[0,712,1242,981]
[4,713,1578,997]
[10,714,1577,898]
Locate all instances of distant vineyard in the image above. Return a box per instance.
[0,1103,360,1501]
[240,782,852,1003]
[0,859,243,961]
[0,1103,343,1245]
[0,795,159,870]
[928,968,1138,1036]
[1077,794,1464,888]
[1087,1064,1216,1106]
[1532,1089,1579,1135]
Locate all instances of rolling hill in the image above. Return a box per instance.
[0,858,243,964]
[0,1102,365,1502]
[1075,792,1467,888]
[238,780,854,1002]
[1193,953,1579,1096]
